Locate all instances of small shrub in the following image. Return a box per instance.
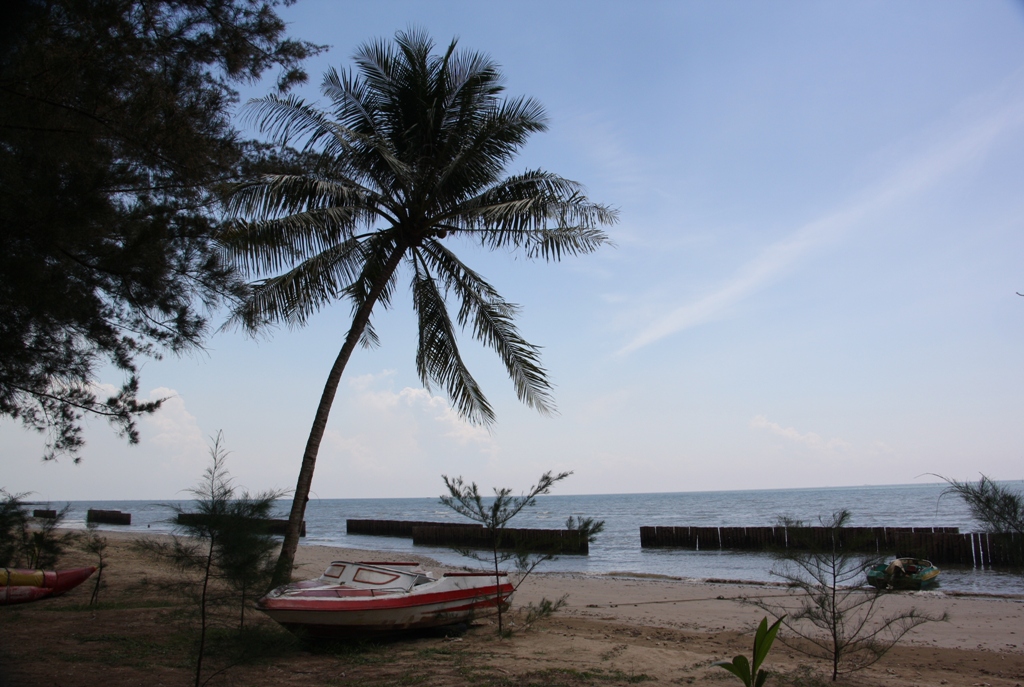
[752,510,945,681]
[440,471,604,636]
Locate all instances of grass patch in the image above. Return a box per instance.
[68,631,191,669]
[301,636,392,663]
[772,665,832,687]
[202,624,299,664]
[481,667,654,686]
[52,599,180,612]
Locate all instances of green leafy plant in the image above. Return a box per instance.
[440,471,604,635]
[714,616,784,687]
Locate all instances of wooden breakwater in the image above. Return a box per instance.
[32,509,57,519]
[176,513,305,537]
[87,509,131,525]
[346,519,478,538]
[639,525,1022,566]
[347,519,590,555]
[412,525,589,555]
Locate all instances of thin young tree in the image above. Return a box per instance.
[752,510,944,681]
[82,527,109,606]
[142,432,283,687]
[224,29,617,586]
[440,471,603,635]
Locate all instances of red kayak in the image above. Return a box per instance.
[1,567,96,605]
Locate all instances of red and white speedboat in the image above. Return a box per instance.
[1,567,96,605]
[257,561,513,636]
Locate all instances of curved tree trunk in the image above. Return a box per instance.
[271,246,407,587]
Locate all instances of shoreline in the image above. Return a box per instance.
[261,534,1024,654]
[87,528,1024,600]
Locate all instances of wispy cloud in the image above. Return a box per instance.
[618,94,1024,355]
[347,372,495,448]
[751,415,852,453]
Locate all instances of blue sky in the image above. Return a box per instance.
[5,1,1024,500]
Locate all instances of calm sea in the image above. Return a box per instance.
[54,482,1024,596]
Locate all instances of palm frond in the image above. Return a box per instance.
[341,233,402,318]
[320,66,412,189]
[229,238,368,330]
[242,94,346,152]
[447,170,616,259]
[229,31,614,422]
[411,255,495,425]
[226,174,381,221]
[420,242,555,415]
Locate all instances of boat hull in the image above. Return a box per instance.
[258,563,513,636]
[1,567,96,605]
[866,558,940,590]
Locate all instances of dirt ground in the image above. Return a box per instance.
[2,532,1023,687]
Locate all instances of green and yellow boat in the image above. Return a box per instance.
[866,558,940,590]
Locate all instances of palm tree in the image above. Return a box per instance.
[223,29,617,586]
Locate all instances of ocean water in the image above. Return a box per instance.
[51,482,1024,596]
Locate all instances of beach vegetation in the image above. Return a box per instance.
[0,489,77,568]
[222,28,617,587]
[752,509,945,681]
[0,489,30,566]
[440,470,604,635]
[713,615,784,687]
[940,474,1024,568]
[137,431,284,687]
[0,0,322,462]
[81,526,109,605]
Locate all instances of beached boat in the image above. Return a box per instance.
[257,560,513,636]
[1,566,96,605]
[866,558,940,590]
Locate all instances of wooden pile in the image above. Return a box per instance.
[639,525,1021,566]
[175,513,305,537]
[86,509,131,525]
[346,519,590,555]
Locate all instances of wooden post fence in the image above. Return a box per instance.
[639,525,1019,566]
[346,519,590,555]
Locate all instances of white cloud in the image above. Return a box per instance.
[349,376,493,448]
[339,375,497,449]
[143,387,208,467]
[618,93,1024,355]
[311,374,501,495]
[750,415,853,453]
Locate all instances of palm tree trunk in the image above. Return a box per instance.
[271,246,407,588]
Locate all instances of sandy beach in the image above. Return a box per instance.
[3,531,1023,686]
